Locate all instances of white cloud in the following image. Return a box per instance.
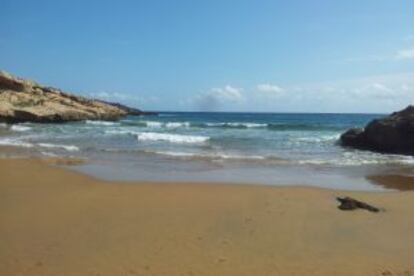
[178,73,414,113]
[209,85,244,102]
[256,83,284,96]
[396,46,414,60]
[350,82,396,100]
[191,85,244,111]
[247,73,414,113]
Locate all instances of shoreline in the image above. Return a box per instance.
[0,141,414,193]
[1,157,414,275]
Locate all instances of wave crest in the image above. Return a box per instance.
[11,125,32,132]
[136,132,209,144]
[37,143,79,152]
[85,120,118,126]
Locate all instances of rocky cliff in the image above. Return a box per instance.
[0,71,152,123]
[340,106,414,155]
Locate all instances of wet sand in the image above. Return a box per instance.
[1,158,414,276]
[367,174,414,191]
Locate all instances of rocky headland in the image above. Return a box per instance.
[340,105,414,155]
[0,70,154,123]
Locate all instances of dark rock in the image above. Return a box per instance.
[340,105,414,155]
[336,197,381,212]
[340,128,366,148]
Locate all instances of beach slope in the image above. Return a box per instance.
[1,158,414,276]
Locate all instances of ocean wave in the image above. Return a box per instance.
[40,151,59,157]
[267,123,342,131]
[147,148,414,166]
[11,125,32,132]
[85,120,119,126]
[192,122,342,131]
[297,151,414,166]
[166,122,191,128]
[105,129,137,136]
[37,143,80,152]
[0,138,34,148]
[0,123,8,128]
[203,122,267,128]
[117,120,344,131]
[295,134,340,143]
[147,150,269,160]
[125,121,190,128]
[136,132,209,144]
[145,121,163,128]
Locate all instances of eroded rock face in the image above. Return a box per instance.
[0,71,150,123]
[340,106,414,155]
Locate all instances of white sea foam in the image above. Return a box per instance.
[11,125,32,132]
[144,121,163,128]
[0,123,7,128]
[41,151,59,157]
[85,120,118,126]
[298,151,414,166]
[206,122,266,128]
[137,132,209,144]
[150,150,266,160]
[105,129,148,138]
[0,138,34,148]
[296,134,340,143]
[216,154,266,160]
[229,123,266,128]
[166,122,190,128]
[38,143,80,152]
[151,151,196,157]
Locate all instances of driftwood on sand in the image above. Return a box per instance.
[336,197,381,212]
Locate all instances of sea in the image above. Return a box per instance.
[1,112,414,191]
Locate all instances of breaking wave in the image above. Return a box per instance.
[136,132,209,144]
[37,143,80,152]
[0,138,34,148]
[117,120,344,131]
[85,120,119,126]
[11,125,32,132]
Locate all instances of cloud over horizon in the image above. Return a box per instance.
[191,85,244,111]
[256,83,284,97]
[181,72,414,113]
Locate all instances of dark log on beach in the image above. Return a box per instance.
[336,197,381,212]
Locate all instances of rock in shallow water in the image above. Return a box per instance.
[340,105,414,155]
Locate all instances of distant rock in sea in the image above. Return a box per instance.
[340,105,414,155]
[0,70,154,123]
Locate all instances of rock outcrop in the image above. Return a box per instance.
[0,71,153,123]
[340,106,414,155]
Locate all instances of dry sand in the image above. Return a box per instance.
[1,158,414,276]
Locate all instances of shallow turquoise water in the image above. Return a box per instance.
[1,112,414,190]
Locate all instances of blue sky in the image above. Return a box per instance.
[1,0,414,113]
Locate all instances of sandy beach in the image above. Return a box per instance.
[1,157,414,276]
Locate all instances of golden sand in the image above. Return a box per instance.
[1,158,414,276]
